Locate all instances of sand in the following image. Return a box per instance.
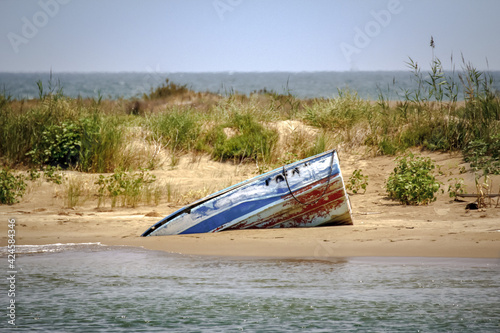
[1,150,499,259]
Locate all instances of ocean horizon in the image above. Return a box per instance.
[2,71,500,101]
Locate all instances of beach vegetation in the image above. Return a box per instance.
[362,55,499,180]
[463,135,500,175]
[1,55,494,174]
[96,169,157,208]
[254,85,302,119]
[43,165,63,184]
[304,89,369,143]
[146,108,202,153]
[65,176,84,208]
[386,153,442,205]
[0,87,140,172]
[347,169,369,194]
[0,54,499,209]
[143,79,190,100]
[0,168,27,205]
[27,120,81,168]
[305,131,329,158]
[447,177,466,200]
[473,174,500,208]
[28,168,41,182]
[210,112,278,163]
[77,114,127,173]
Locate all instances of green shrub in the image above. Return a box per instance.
[447,178,466,199]
[28,168,41,181]
[386,153,442,205]
[347,169,368,194]
[43,165,63,184]
[0,169,27,205]
[22,113,125,173]
[27,121,81,168]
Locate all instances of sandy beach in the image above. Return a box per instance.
[1,150,499,259]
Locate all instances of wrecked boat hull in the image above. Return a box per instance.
[141,150,352,236]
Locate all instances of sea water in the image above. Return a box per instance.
[1,243,499,332]
[2,71,500,100]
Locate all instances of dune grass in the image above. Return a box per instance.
[0,56,498,207]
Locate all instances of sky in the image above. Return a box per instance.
[0,0,499,72]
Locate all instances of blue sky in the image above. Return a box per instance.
[1,0,499,72]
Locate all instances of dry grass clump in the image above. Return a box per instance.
[64,174,96,208]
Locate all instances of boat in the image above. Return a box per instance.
[141,149,353,236]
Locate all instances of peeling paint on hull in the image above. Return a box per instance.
[141,150,353,236]
[227,177,351,230]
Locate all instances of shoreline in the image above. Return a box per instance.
[2,208,499,259]
[8,242,500,264]
[1,151,499,260]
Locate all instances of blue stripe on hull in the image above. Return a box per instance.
[181,196,279,234]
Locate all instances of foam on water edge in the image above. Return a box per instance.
[0,242,104,255]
